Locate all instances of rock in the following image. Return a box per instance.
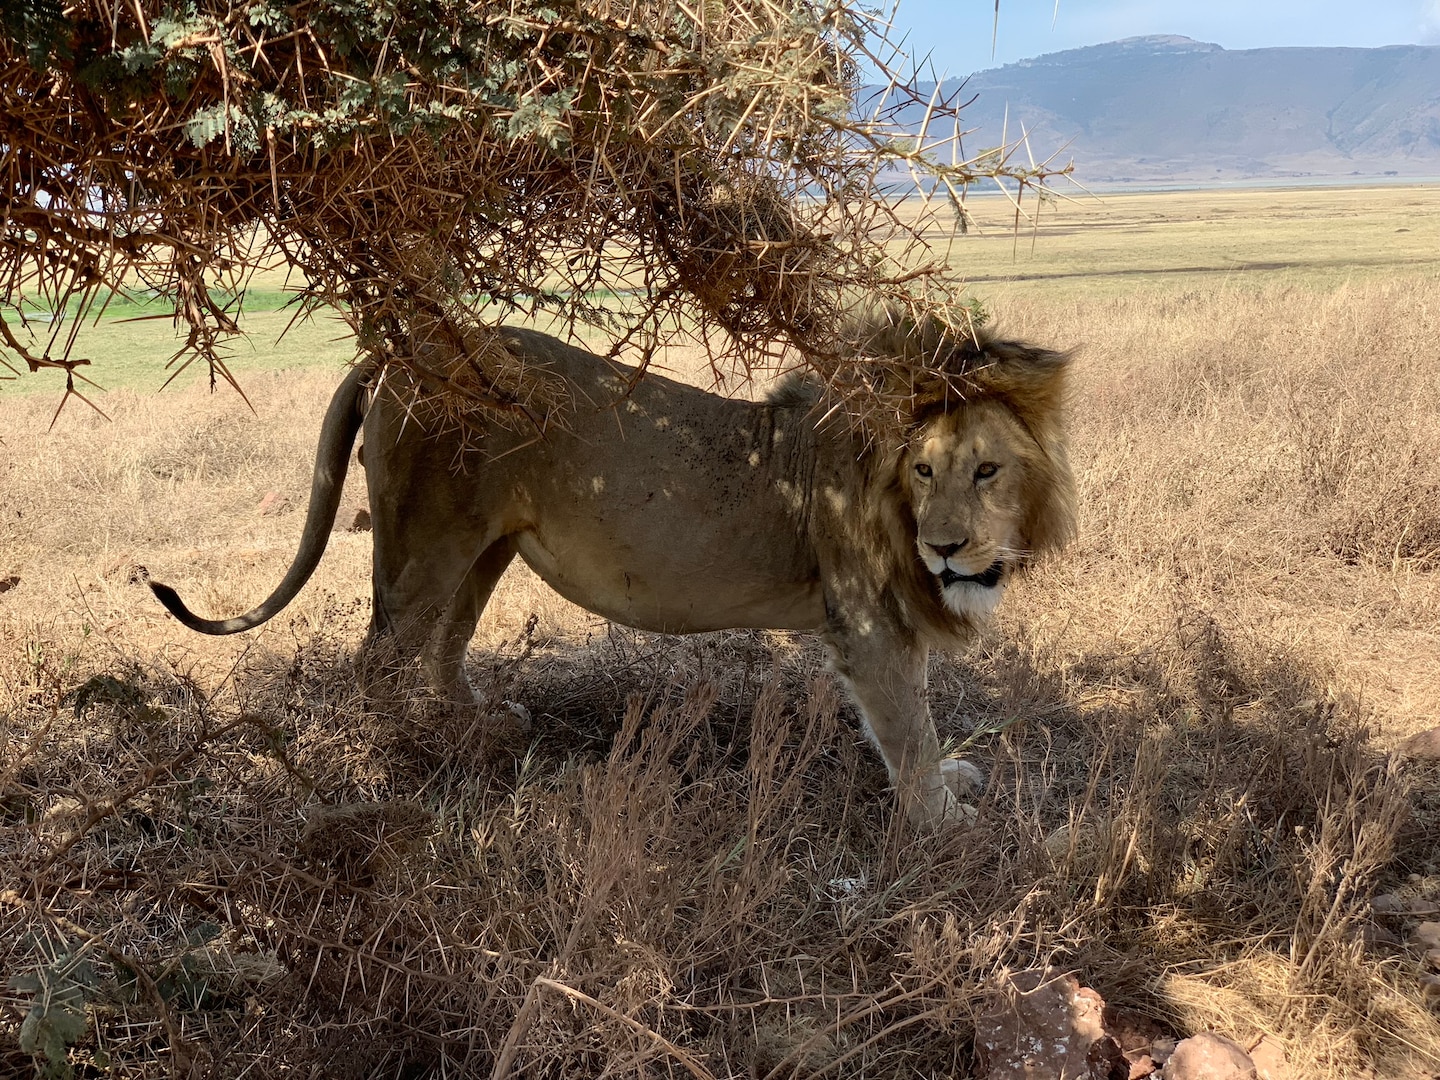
[1373,890,1440,917]
[975,967,1124,1080]
[349,507,372,531]
[1247,1035,1290,1080]
[1420,974,1440,1002]
[1412,921,1440,950]
[0,574,19,593]
[1399,726,1440,760]
[1163,1033,1256,1080]
[1424,949,1440,972]
[502,700,533,730]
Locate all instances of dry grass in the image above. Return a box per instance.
[3,265,1440,1076]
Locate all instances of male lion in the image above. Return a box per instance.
[152,317,1074,830]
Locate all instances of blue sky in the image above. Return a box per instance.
[877,1,1440,79]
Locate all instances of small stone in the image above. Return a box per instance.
[1399,727,1440,760]
[258,490,291,515]
[1086,1030,1129,1079]
[1248,1035,1290,1080]
[349,507,372,531]
[1370,893,1405,914]
[1164,1033,1256,1080]
[0,574,19,593]
[1425,949,1440,972]
[1103,1006,1174,1071]
[1419,974,1440,1001]
[1413,921,1440,950]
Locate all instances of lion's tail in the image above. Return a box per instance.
[149,360,373,635]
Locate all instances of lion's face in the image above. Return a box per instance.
[905,401,1038,621]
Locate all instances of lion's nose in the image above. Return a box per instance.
[928,540,967,559]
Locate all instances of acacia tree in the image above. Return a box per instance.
[0,0,1061,421]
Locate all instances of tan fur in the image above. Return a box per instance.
[152,321,1074,830]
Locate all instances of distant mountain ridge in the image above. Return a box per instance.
[909,36,1440,183]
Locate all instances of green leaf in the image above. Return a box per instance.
[16,957,90,1080]
[0,0,67,69]
[184,105,229,148]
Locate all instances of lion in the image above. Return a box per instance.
[151,316,1074,830]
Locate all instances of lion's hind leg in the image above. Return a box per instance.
[361,517,503,705]
[420,536,517,705]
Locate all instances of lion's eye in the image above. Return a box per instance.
[914,462,933,479]
[975,462,999,480]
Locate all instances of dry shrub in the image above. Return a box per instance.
[0,0,1063,422]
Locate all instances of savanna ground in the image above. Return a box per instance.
[2,184,1440,1078]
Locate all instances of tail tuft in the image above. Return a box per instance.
[149,580,212,633]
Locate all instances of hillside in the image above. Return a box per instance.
[909,36,1440,184]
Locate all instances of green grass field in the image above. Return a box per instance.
[0,306,355,400]
[921,182,1440,303]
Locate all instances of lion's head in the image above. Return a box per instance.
[850,310,1075,643]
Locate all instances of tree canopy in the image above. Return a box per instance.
[1,0,1063,421]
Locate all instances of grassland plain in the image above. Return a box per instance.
[2,186,1439,1078]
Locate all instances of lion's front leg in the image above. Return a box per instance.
[827,632,983,831]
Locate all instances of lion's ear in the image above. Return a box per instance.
[969,339,1072,447]
[972,340,1075,558]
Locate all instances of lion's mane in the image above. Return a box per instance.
[779,309,1076,649]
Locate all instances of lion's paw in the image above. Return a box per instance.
[939,756,985,799]
[936,787,979,829]
[914,785,977,832]
[911,758,985,832]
